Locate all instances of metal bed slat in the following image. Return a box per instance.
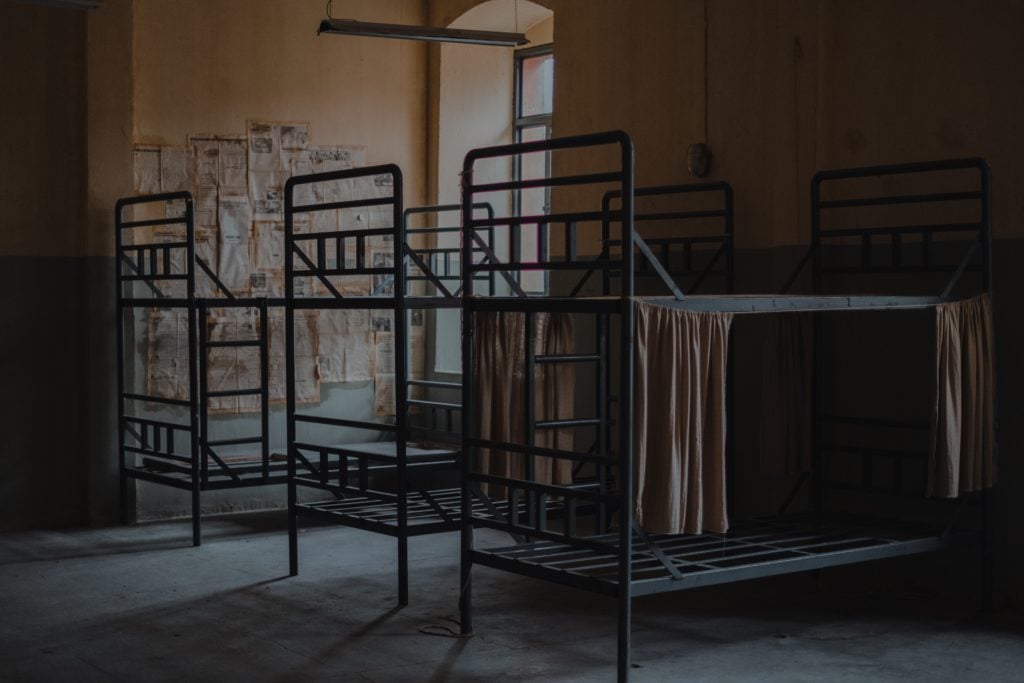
[290,196,394,213]
[474,514,956,592]
[819,222,982,237]
[818,190,981,209]
[471,172,623,194]
[472,209,615,228]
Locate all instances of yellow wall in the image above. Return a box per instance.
[131,0,429,237]
[436,43,514,207]
[433,13,552,208]
[0,4,87,258]
[431,0,1024,252]
[87,0,133,259]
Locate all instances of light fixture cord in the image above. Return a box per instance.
[514,0,519,33]
[704,0,710,144]
[326,0,333,19]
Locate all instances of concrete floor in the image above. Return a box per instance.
[1,512,1021,682]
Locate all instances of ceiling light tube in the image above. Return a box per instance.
[7,0,102,9]
[318,18,528,47]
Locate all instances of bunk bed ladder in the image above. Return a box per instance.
[197,298,271,487]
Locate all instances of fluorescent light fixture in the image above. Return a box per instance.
[318,18,528,47]
[7,0,102,9]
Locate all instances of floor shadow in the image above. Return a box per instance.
[428,637,469,683]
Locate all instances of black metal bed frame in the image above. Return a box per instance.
[456,132,993,682]
[283,168,516,604]
[115,193,277,547]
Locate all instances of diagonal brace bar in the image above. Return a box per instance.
[632,233,685,300]
[290,243,345,299]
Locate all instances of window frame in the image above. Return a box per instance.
[513,43,553,293]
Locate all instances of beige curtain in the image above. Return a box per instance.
[759,313,813,475]
[928,294,997,497]
[634,301,732,534]
[473,311,575,497]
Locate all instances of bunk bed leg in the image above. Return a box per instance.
[398,534,409,606]
[119,468,131,525]
[617,587,632,682]
[617,130,635,683]
[459,527,472,635]
[459,181,474,638]
[288,452,298,576]
[191,484,201,547]
[981,491,994,611]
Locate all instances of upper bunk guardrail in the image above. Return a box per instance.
[115,191,196,290]
[115,191,240,300]
[809,157,991,296]
[580,181,735,297]
[284,164,404,304]
[404,202,497,298]
[460,130,635,302]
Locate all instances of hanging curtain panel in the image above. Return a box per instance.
[929,294,997,497]
[472,311,575,497]
[634,301,733,534]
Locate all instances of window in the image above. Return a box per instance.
[513,44,553,293]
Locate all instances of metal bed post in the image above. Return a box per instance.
[809,174,824,521]
[259,298,270,481]
[598,195,613,535]
[485,204,497,296]
[393,170,411,607]
[979,160,994,610]
[596,310,609,534]
[198,300,210,490]
[524,312,537,529]
[114,199,130,526]
[616,132,636,683]
[723,184,737,521]
[459,157,476,636]
[183,198,201,547]
[284,177,299,577]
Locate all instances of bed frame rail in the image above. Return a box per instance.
[404,203,497,299]
[459,131,638,681]
[791,158,992,295]
[597,182,734,296]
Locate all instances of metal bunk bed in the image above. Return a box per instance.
[455,132,993,682]
[115,192,276,547]
[283,167,513,604]
[114,185,496,555]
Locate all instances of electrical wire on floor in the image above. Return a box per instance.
[419,615,472,638]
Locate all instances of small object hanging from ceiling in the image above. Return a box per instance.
[317,19,528,47]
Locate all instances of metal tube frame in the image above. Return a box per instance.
[457,142,993,681]
[808,158,993,500]
[284,171,484,605]
[808,157,995,605]
[115,192,279,546]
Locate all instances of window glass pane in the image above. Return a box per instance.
[519,53,554,117]
[518,125,549,293]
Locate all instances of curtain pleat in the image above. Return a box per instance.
[928,294,997,497]
[634,301,732,534]
[473,311,575,497]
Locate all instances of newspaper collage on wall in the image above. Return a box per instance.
[133,121,425,417]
